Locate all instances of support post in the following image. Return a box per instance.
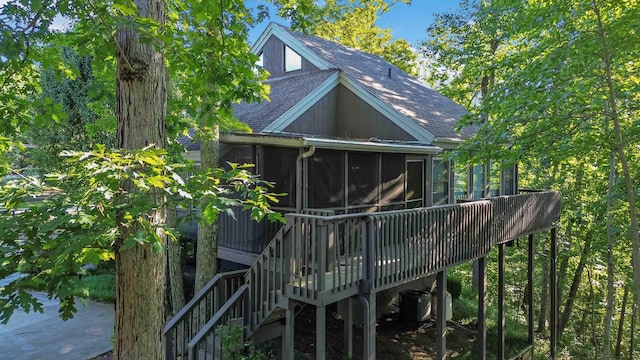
[498,243,505,360]
[550,228,558,359]
[477,256,487,360]
[344,298,353,359]
[436,270,447,360]
[528,234,535,346]
[316,305,326,360]
[283,299,295,360]
[361,295,376,360]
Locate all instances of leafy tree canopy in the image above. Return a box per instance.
[311,0,419,76]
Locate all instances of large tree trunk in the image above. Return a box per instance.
[593,0,640,310]
[603,151,616,359]
[114,0,167,358]
[558,230,593,341]
[195,133,219,292]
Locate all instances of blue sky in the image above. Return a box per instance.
[248,1,460,46]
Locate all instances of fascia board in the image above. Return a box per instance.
[262,71,340,133]
[432,137,465,150]
[339,75,436,144]
[252,23,333,70]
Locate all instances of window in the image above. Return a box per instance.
[432,159,450,205]
[406,160,424,208]
[454,166,469,200]
[380,154,405,205]
[308,149,344,208]
[284,45,302,72]
[348,153,379,206]
[472,164,486,199]
[262,146,298,208]
[256,52,264,68]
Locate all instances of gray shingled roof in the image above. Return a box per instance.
[235,69,338,132]
[280,24,476,140]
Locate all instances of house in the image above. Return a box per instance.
[168,23,561,360]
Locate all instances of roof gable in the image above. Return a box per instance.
[276,24,477,141]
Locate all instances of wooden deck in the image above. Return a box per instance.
[166,191,561,360]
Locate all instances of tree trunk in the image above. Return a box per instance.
[537,248,548,333]
[593,0,640,310]
[603,151,616,359]
[557,165,584,306]
[558,230,593,341]
[615,284,629,357]
[167,206,185,315]
[195,133,219,292]
[587,265,599,359]
[114,0,167,358]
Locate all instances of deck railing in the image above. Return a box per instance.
[166,191,561,359]
[286,212,367,303]
[164,269,245,359]
[366,200,493,292]
[488,191,561,244]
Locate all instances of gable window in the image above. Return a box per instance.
[256,52,264,68]
[284,45,302,72]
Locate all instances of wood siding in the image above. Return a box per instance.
[284,84,417,141]
[336,84,416,141]
[283,87,338,135]
[259,36,319,79]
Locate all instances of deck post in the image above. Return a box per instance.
[498,243,505,360]
[283,298,295,360]
[344,297,354,359]
[316,305,326,360]
[550,228,558,360]
[436,270,447,360]
[477,256,487,360]
[362,294,376,360]
[528,234,535,346]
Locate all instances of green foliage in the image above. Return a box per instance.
[78,274,116,303]
[0,146,283,323]
[216,323,268,360]
[422,1,640,356]
[28,48,116,172]
[447,275,462,299]
[311,0,418,76]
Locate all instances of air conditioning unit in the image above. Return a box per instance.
[431,291,453,321]
[399,290,431,322]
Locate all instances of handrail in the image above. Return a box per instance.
[187,284,250,360]
[165,269,246,359]
[285,203,471,224]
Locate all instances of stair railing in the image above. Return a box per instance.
[164,269,246,359]
[187,284,250,360]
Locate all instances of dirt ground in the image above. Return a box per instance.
[92,304,478,360]
[293,303,477,360]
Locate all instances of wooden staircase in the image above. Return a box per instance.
[164,191,561,360]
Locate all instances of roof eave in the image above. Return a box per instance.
[262,71,340,133]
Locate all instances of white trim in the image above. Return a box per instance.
[338,75,436,144]
[220,133,442,155]
[252,23,333,71]
[263,71,340,133]
[432,137,465,149]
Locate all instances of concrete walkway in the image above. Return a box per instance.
[0,290,114,360]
